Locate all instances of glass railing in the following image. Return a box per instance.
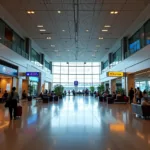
[0,36,29,60]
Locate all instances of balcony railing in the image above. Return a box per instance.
[0,37,29,59]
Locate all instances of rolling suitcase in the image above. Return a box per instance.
[16,106,22,117]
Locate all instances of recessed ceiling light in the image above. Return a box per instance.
[96,45,100,47]
[47,37,51,40]
[58,10,61,14]
[102,29,108,32]
[39,29,46,32]
[110,11,118,14]
[51,45,55,47]
[67,50,70,51]
[99,37,103,40]
[104,25,111,28]
[62,30,65,32]
[54,50,58,52]
[27,11,35,14]
[86,30,89,32]
[37,25,43,28]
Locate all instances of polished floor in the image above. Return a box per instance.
[0,96,150,150]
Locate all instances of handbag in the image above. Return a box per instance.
[5,101,10,108]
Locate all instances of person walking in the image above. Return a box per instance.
[129,87,134,104]
[7,87,19,120]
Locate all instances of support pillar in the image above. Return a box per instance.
[109,79,116,94]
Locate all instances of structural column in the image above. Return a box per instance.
[126,74,135,95]
[109,79,116,94]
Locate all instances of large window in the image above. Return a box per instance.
[52,62,100,90]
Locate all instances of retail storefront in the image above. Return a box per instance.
[0,59,18,98]
[26,72,41,96]
[134,69,150,92]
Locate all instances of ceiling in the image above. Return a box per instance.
[0,0,149,62]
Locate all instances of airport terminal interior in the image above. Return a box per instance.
[1,0,150,150]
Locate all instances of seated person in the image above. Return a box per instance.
[112,92,116,99]
[116,92,121,97]
[141,97,150,106]
[22,90,27,99]
[39,92,43,98]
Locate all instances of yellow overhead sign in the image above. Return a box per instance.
[107,71,124,77]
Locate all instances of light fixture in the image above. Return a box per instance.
[39,29,46,32]
[54,50,58,52]
[57,10,61,14]
[27,11,35,14]
[104,25,111,28]
[0,37,1,40]
[102,29,108,32]
[67,50,70,51]
[51,45,55,47]
[86,29,89,32]
[47,37,51,40]
[110,11,118,14]
[99,37,103,40]
[96,45,100,48]
[37,25,43,28]
[62,30,65,32]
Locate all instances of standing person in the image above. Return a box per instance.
[129,87,134,104]
[135,87,142,104]
[7,87,19,120]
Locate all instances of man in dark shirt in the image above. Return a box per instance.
[129,87,134,104]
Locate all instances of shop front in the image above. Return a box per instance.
[25,72,41,96]
[0,59,18,100]
[134,69,150,92]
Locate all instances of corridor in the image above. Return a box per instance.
[0,96,150,150]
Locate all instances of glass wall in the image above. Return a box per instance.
[52,62,100,91]
[144,20,150,45]
[0,19,28,59]
[127,19,150,58]
[110,48,122,68]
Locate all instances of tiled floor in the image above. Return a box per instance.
[0,96,150,150]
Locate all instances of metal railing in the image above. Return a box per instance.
[0,37,29,59]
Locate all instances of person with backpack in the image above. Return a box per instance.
[7,87,19,120]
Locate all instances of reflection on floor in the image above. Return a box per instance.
[0,96,150,150]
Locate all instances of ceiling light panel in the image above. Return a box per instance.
[37,25,43,28]
[39,29,46,32]
[104,25,111,28]
[102,29,108,32]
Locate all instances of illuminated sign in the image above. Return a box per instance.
[0,64,18,76]
[107,71,124,77]
[74,81,78,86]
[26,72,39,77]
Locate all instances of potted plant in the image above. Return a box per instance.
[54,84,64,101]
[27,84,34,101]
[97,84,105,101]
[117,88,125,96]
[90,86,95,96]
